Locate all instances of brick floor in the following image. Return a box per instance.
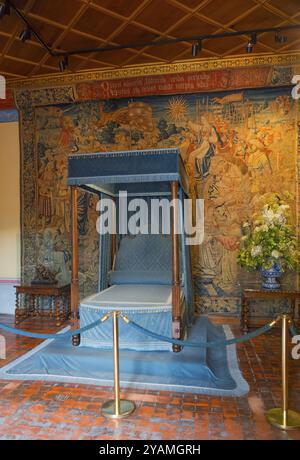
[0,314,299,440]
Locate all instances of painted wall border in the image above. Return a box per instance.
[8,52,300,90]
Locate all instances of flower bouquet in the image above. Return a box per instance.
[238,193,299,289]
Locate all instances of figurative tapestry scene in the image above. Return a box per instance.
[31,87,297,313]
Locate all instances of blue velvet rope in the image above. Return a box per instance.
[124,318,273,348]
[0,317,103,340]
[0,313,276,347]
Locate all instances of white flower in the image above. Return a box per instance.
[263,208,275,223]
[271,250,281,259]
[274,213,286,225]
[254,224,269,232]
[279,204,289,210]
[251,245,263,257]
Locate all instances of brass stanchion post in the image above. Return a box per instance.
[266,314,300,430]
[102,311,135,418]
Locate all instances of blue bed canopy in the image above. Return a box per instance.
[68,148,195,353]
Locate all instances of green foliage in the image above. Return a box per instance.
[238,193,299,272]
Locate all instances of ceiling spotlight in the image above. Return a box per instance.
[192,40,202,57]
[0,1,10,19]
[275,32,287,44]
[19,28,31,43]
[246,41,253,53]
[59,55,69,72]
[192,42,198,57]
[246,33,257,53]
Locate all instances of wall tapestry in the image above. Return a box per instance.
[22,85,298,314]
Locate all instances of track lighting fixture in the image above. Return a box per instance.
[59,55,69,72]
[192,42,198,57]
[246,33,257,53]
[246,41,253,53]
[275,32,287,44]
[19,27,31,43]
[251,33,257,45]
[0,1,10,19]
[192,40,202,57]
[1,0,300,63]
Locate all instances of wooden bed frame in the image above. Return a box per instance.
[68,148,193,352]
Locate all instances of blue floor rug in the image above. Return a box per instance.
[0,317,249,396]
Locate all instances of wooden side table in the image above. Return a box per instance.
[241,288,300,333]
[15,283,71,327]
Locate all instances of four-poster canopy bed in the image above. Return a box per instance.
[68,148,195,352]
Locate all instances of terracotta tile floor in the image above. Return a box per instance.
[0,314,299,440]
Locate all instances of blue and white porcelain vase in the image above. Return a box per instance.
[260,260,282,290]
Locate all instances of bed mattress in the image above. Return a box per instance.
[80,284,172,312]
[79,284,183,351]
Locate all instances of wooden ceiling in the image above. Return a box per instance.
[0,0,299,80]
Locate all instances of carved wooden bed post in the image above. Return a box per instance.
[171,181,181,353]
[71,185,80,346]
[111,197,117,271]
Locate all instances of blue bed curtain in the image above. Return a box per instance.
[98,190,195,324]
